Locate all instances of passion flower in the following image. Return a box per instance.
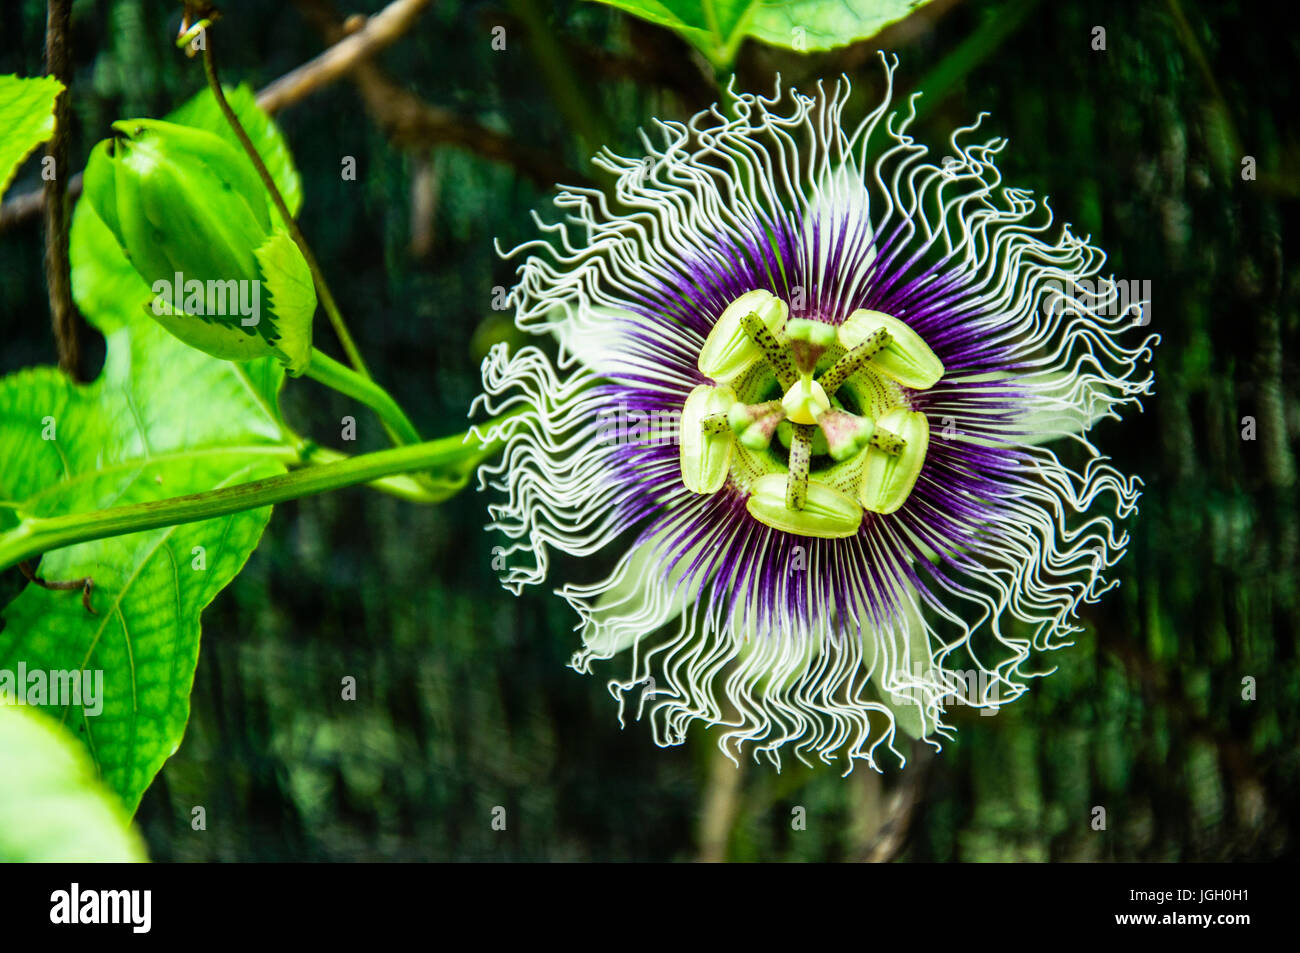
[473,58,1157,770]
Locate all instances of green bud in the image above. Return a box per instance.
[838,310,944,390]
[746,474,864,538]
[859,409,930,514]
[82,118,313,372]
[697,290,787,383]
[679,384,736,493]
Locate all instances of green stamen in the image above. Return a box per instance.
[746,475,864,539]
[859,409,931,514]
[786,423,814,510]
[838,309,945,390]
[679,384,736,494]
[697,290,787,383]
[740,311,795,387]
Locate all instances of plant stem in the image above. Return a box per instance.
[0,422,512,572]
[200,39,372,381]
[291,443,441,503]
[303,347,422,445]
[44,0,81,379]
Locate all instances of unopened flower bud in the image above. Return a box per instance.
[83,118,313,372]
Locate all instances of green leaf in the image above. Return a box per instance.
[588,0,933,68]
[167,83,303,218]
[745,0,932,54]
[9,141,298,812]
[254,228,317,376]
[0,74,64,199]
[0,279,296,812]
[0,705,147,861]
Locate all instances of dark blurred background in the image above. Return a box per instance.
[1,0,1296,860]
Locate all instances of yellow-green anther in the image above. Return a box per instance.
[785,423,814,509]
[780,376,830,425]
[739,310,796,387]
[817,327,893,394]
[679,384,736,493]
[747,474,864,539]
[859,409,930,514]
[814,408,877,461]
[838,310,945,390]
[784,318,838,375]
[697,290,787,383]
[728,400,786,450]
